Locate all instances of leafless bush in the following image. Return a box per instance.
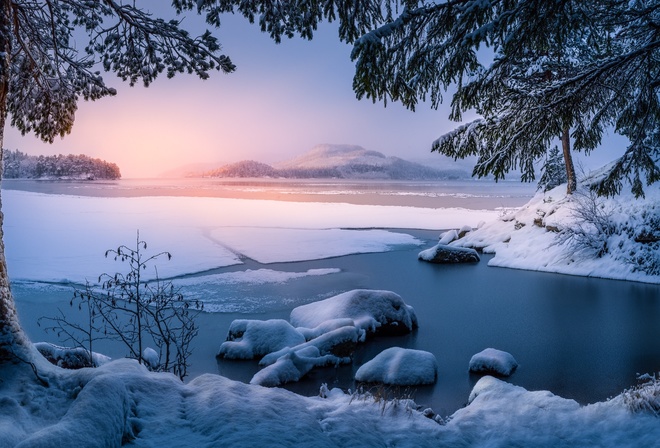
[558,189,618,258]
[40,233,202,379]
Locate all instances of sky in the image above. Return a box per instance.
[3,8,627,179]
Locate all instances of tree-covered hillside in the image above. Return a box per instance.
[3,150,121,180]
[199,146,468,180]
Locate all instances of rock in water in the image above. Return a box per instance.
[355,347,438,385]
[469,348,518,376]
[418,244,480,263]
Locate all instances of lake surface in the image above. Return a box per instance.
[7,178,660,416]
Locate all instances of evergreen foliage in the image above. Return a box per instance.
[3,149,121,179]
[0,1,234,362]
[219,0,660,197]
[2,1,235,143]
[538,147,568,193]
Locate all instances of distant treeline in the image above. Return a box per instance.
[3,149,121,180]
[198,160,467,181]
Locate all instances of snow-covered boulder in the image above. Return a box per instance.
[458,225,473,239]
[34,342,111,369]
[290,289,418,337]
[142,347,160,369]
[260,326,360,367]
[439,229,459,244]
[251,347,348,387]
[355,347,438,386]
[418,244,480,263]
[251,324,360,386]
[218,319,306,359]
[296,318,356,341]
[469,348,518,376]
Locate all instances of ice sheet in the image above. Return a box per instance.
[3,190,496,283]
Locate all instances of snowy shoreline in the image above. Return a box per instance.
[452,182,660,285]
[2,180,660,446]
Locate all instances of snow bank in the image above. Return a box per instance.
[290,289,418,336]
[217,319,306,359]
[355,347,438,385]
[3,357,660,447]
[469,348,518,376]
[453,178,660,283]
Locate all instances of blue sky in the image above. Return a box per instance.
[3,8,625,178]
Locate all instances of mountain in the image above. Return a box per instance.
[196,144,469,180]
[275,144,390,170]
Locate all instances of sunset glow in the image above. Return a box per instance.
[3,11,627,179]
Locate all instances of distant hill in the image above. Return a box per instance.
[3,150,121,180]
[196,144,468,180]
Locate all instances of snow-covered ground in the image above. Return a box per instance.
[454,178,660,284]
[2,350,659,447]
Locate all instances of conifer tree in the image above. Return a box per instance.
[538,146,568,193]
[217,0,659,196]
[0,1,235,362]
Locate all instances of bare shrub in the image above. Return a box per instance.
[557,189,618,258]
[40,232,202,379]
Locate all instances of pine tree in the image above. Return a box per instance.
[0,1,235,362]
[218,0,659,197]
[538,146,568,192]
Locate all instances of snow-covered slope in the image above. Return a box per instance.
[453,169,660,284]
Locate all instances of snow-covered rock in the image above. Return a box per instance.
[142,347,160,369]
[458,225,473,238]
[217,319,306,359]
[251,347,347,387]
[418,244,480,263]
[290,289,418,337]
[439,229,459,244]
[250,323,360,386]
[296,318,356,341]
[355,347,438,386]
[469,348,518,376]
[34,342,111,369]
[259,326,360,367]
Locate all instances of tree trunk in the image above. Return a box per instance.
[0,0,31,361]
[561,127,577,195]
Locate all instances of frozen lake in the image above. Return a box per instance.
[5,178,660,416]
